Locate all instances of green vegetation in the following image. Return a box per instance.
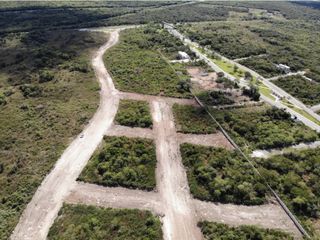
[115,100,152,128]
[181,144,266,205]
[196,90,234,106]
[199,221,293,240]
[181,143,320,236]
[0,30,106,239]
[211,106,318,150]
[104,25,192,98]
[272,75,320,106]
[256,148,320,236]
[79,136,156,191]
[182,20,320,81]
[172,104,218,134]
[48,204,162,240]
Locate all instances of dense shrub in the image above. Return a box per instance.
[172,104,218,134]
[211,106,318,150]
[197,90,235,106]
[19,84,42,98]
[79,136,157,191]
[48,204,162,240]
[115,100,152,128]
[199,221,293,240]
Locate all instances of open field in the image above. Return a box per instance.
[0,30,106,239]
[115,99,152,128]
[79,136,157,191]
[48,204,162,240]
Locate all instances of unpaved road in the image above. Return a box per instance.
[11,30,120,240]
[152,100,203,240]
[66,182,163,215]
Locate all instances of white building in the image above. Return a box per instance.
[276,64,291,74]
[178,51,190,60]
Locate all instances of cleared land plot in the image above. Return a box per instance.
[181,143,267,205]
[172,104,218,134]
[211,105,319,150]
[79,136,157,191]
[115,99,152,128]
[199,221,293,240]
[48,204,162,240]
[0,30,106,239]
[104,26,192,98]
[272,75,320,106]
[181,20,320,80]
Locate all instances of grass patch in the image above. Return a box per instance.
[104,26,192,98]
[211,105,319,150]
[181,144,267,205]
[172,104,218,134]
[48,204,162,240]
[115,99,152,128]
[199,221,293,240]
[0,30,106,239]
[79,136,156,191]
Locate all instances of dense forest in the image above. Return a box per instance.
[48,204,162,240]
[79,136,157,191]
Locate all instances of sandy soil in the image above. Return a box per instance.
[178,132,234,150]
[66,182,163,215]
[188,67,217,90]
[119,91,197,106]
[151,100,203,240]
[107,124,154,139]
[10,30,120,240]
[194,199,301,238]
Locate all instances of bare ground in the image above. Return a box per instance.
[65,182,163,215]
[178,132,234,150]
[106,124,154,139]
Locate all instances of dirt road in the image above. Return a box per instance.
[152,100,203,240]
[11,30,120,240]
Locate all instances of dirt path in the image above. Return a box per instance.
[65,182,163,215]
[119,91,197,106]
[107,124,154,139]
[178,132,234,149]
[11,30,120,240]
[194,199,301,238]
[151,100,203,240]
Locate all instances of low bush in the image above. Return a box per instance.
[115,100,152,128]
[48,204,162,240]
[79,136,157,191]
[172,104,218,134]
[199,221,293,240]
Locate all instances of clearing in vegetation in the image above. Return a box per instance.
[199,221,293,240]
[272,75,320,106]
[211,105,319,150]
[172,104,218,134]
[48,204,162,240]
[115,99,152,128]
[79,136,157,191]
[0,30,106,240]
[104,25,192,98]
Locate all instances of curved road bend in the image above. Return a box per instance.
[11,30,120,240]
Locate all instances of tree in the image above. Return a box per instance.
[244,71,252,80]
